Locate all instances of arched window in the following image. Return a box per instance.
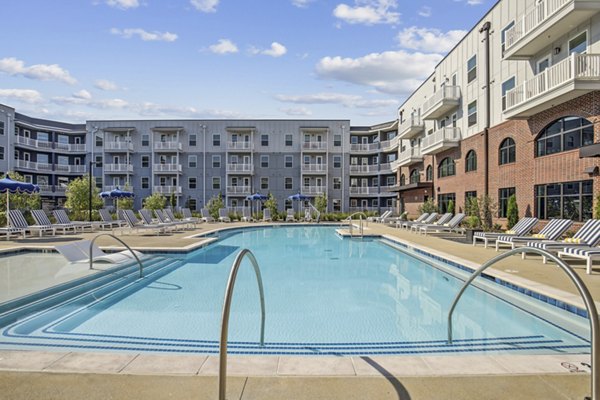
[409,168,420,184]
[465,150,477,172]
[438,158,456,178]
[426,165,433,181]
[499,138,516,165]
[400,174,406,186]
[536,116,594,157]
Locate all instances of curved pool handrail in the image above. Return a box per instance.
[219,249,266,400]
[89,233,145,279]
[447,246,599,400]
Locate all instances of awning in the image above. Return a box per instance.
[388,182,433,192]
[579,143,600,158]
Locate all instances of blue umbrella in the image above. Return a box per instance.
[100,187,135,211]
[287,193,312,216]
[0,174,40,227]
[245,193,268,216]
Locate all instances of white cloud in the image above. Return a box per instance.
[276,92,398,108]
[94,79,119,91]
[110,28,178,42]
[136,102,243,119]
[333,0,400,25]
[73,90,92,100]
[262,42,287,57]
[315,50,442,94]
[52,93,129,109]
[209,39,239,54]
[397,26,466,54]
[105,0,139,9]
[190,0,219,12]
[418,6,431,17]
[467,0,483,4]
[0,57,77,85]
[0,89,43,104]
[280,107,313,116]
[292,0,315,8]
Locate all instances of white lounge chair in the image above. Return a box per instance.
[121,210,167,235]
[472,217,539,248]
[242,208,254,222]
[99,209,127,228]
[155,209,187,231]
[8,210,56,237]
[410,213,453,233]
[495,218,574,251]
[54,209,106,232]
[373,210,392,223]
[56,240,144,264]
[418,213,466,235]
[201,208,215,223]
[181,208,201,224]
[286,209,296,222]
[165,208,197,229]
[31,209,76,235]
[400,213,436,230]
[0,227,26,241]
[262,209,272,222]
[218,208,231,223]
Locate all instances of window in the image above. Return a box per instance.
[438,157,456,178]
[0,121,4,135]
[501,21,515,53]
[141,177,149,189]
[498,187,516,218]
[499,138,516,165]
[284,155,293,168]
[0,146,4,160]
[212,155,221,168]
[465,191,477,204]
[189,134,197,147]
[467,101,477,127]
[334,134,341,147]
[95,155,103,167]
[261,177,269,190]
[95,177,103,189]
[467,55,477,83]
[333,155,341,168]
[285,134,293,146]
[333,199,341,212]
[400,174,406,186]
[285,177,293,190]
[437,193,456,213]
[535,180,592,221]
[213,134,220,146]
[188,199,197,211]
[260,155,269,168]
[386,176,395,186]
[212,177,221,189]
[261,134,269,146]
[465,150,477,172]
[501,77,515,111]
[141,134,149,146]
[139,155,147,168]
[188,177,197,189]
[95,135,103,147]
[409,168,420,184]
[426,165,433,181]
[569,31,587,55]
[536,116,594,157]
[188,155,197,168]
[333,177,341,190]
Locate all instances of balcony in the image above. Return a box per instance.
[153,164,182,173]
[349,164,379,175]
[153,185,182,194]
[55,142,86,152]
[379,163,393,174]
[380,136,400,153]
[38,185,54,195]
[301,163,328,174]
[227,141,253,151]
[226,185,252,196]
[349,186,379,196]
[504,54,600,118]
[504,0,600,60]
[302,186,326,195]
[349,142,380,153]
[55,164,87,174]
[104,141,133,152]
[302,141,327,151]
[390,159,402,172]
[226,163,254,174]
[397,147,424,167]
[15,160,53,171]
[397,115,425,140]
[421,127,461,155]
[14,136,53,150]
[154,142,182,151]
[421,86,461,120]
[104,164,134,173]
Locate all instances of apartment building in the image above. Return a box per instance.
[395,0,600,223]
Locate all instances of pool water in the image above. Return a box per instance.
[0,226,590,355]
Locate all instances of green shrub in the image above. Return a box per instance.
[595,194,600,219]
[447,200,455,214]
[506,194,519,229]
[207,194,224,220]
[418,198,437,214]
[143,193,167,210]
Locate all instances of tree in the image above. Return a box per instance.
[595,194,600,219]
[264,193,278,220]
[143,193,166,210]
[65,175,103,221]
[479,195,497,231]
[464,197,481,229]
[315,193,327,213]
[447,200,455,214]
[418,198,437,214]
[116,183,134,210]
[169,192,176,208]
[0,172,41,225]
[207,193,224,219]
[506,194,519,229]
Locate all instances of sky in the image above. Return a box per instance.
[0,0,490,126]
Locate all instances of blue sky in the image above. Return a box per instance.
[0,0,490,125]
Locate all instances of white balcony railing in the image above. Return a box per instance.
[38,185,54,194]
[226,163,254,173]
[154,142,182,151]
[378,163,393,174]
[421,86,461,120]
[380,135,401,152]
[349,164,379,174]
[15,136,39,147]
[349,142,380,152]
[153,164,182,173]
[301,163,328,173]
[55,142,86,152]
[397,147,423,166]
[421,127,461,155]
[15,160,53,171]
[104,141,133,151]
[226,185,252,195]
[302,141,327,151]
[390,159,402,172]
[398,115,425,139]
[104,164,133,173]
[349,186,379,195]
[505,53,600,113]
[302,186,326,195]
[153,185,182,194]
[55,164,86,173]
[54,186,67,194]
[227,141,253,151]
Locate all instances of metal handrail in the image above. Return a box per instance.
[219,249,266,400]
[447,247,599,400]
[308,202,321,223]
[89,233,145,278]
[346,212,367,237]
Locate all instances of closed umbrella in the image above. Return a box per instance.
[0,174,40,227]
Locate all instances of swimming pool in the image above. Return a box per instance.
[0,226,590,355]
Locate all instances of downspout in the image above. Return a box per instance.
[479,21,491,197]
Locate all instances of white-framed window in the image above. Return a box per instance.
[536,54,551,74]
[141,134,149,146]
[285,177,293,189]
[188,199,197,211]
[569,31,587,55]
[285,134,293,146]
[467,101,477,127]
[188,177,197,189]
[284,155,293,168]
[212,155,221,168]
[95,135,103,147]
[212,133,220,146]
[94,154,103,167]
[188,155,197,168]
[333,155,341,168]
[260,155,269,168]
[261,134,269,146]
[501,76,516,111]
[333,199,341,212]
[189,134,197,147]
[0,121,4,135]
[350,199,357,207]
[212,177,221,189]
[501,20,515,53]
[386,176,396,186]
[333,177,341,190]
[141,177,149,189]
[303,155,310,165]
[260,177,269,190]
[334,134,341,146]
[467,55,477,83]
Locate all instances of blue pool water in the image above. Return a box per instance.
[0,226,590,355]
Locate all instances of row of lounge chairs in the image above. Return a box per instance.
[397,212,466,235]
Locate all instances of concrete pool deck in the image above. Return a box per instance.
[0,220,597,399]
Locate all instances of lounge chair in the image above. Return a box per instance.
[201,208,215,223]
[242,208,254,222]
[53,209,106,232]
[373,210,392,223]
[286,209,296,222]
[262,209,272,222]
[410,212,453,233]
[9,210,56,237]
[155,209,187,231]
[140,209,177,231]
[304,209,312,222]
[56,240,144,264]
[181,208,201,224]
[218,208,231,223]
[418,213,466,235]
[121,209,167,235]
[387,211,408,226]
[400,213,436,230]
[524,219,600,264]
[472,217,539,248]
[165,208,197,229]
[99,208,127,228]
[0,227,26,241]
[31,209,76,235]
[494,218,574,251]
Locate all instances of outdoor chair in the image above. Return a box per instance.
[201,208,215,223]
[8,210,56,237]
[410,212,453,233]
[472,217,539,248]
[56,240,145,264]
[373,210,391,223]
[418,213,466,236]
[494,218,573,251]
[121,209,167,235]
[242,208,254,222]
[218,208,231,223]
[99,209,127,228]
[53,209,106,232]
[262,209,272,222]
[286,209,296,222]
[155,209,187,231]
[31,209,76,235]
[182,208,201,224]
[0,227,26,241]
[400,213,436,230]
[165,208,197,229]
[139,209,177,231]
[304,209,312,222]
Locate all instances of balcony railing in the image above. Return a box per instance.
[349,142,380,152]
[227,141,253,151]
[15,136,40,148]
[105,141,133,151]
[104,164,134,173]
[55,142,86,152]
[15,160,53,171]
[390,159,402,172]
[504,54,600,118]
[55,164,86,174]
[302,186,326,195]
[421,86,461,120]
[398,115,425,140]
[38,185,54,195]
[302,141,327,151]
[380,136,400,152]
[226,185,252,195]
[153,164,182,173]
[421,127,461,155]
[154,142,182,151]
[153,185,182,194]
[226,163,254,174]
[379,163,393,174]
[397,147,424,167]
[349,164,379,174]
[301,163,328,173]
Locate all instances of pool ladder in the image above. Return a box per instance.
[447,247,599,400]
[346,212,367,238]
[219,249,266,400]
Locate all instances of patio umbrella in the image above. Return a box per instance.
[100,187,135,211]
[0,174,40,227]
[287,193,312,216]
[245,193,268,216]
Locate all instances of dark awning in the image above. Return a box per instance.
[579,143,600,158]
[389,182,433,192]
